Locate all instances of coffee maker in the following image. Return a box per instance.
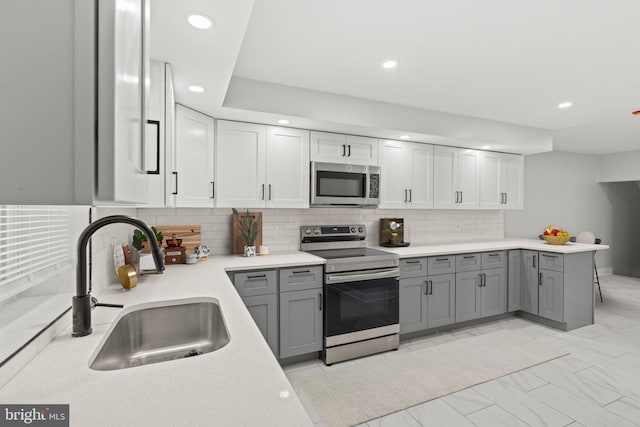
[379,218,410,247]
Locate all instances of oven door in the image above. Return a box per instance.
[324,268,399,343]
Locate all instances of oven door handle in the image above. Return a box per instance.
[325,268,400,284]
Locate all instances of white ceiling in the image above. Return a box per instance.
[152,0,640,155]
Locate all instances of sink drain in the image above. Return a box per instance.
[184,349,202,358]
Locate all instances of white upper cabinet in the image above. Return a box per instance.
[216,121,267,208]
[379,140,433,209]
[145,61,174,207]
[173,105,215,207]
[433,146,480,209]
[310,132,378,166]
[500,153,524,209]
[479,152,524,210]
[265,127,310,208]
[0,0,151,204]
[217,121,310,209]
[479,151,502,209]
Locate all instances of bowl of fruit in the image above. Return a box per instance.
[542,225,571,245]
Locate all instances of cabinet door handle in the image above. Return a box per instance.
[293,270,311,274]
[454,191,459,203]
[319,293,323,311]
[504,193,508,205]
[210,181,215,199]
[429,280,434,295]
[145,119,161,174]
[268,184,272,200]
[539,272,543,286]
[247,274,266,279]
[261,184,265,200]
[404,189,408,202]
[459,191,463,204]
[342,144,346,156]
[172,171,178,195]
[408,189,412,202]
[533,255,537,268]
[348,145,351,157]
[424,281,429,295]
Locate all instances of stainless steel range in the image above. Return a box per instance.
[301,224,400,365]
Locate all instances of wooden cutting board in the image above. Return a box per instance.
[156,225,201,253]
[232,212,262,254]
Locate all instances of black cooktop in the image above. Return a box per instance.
[307,247,394,260]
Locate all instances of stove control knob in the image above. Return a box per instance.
[313,228,320,235]
[304,228,312,235]
[350,227,356,233]
[358,227,364,233]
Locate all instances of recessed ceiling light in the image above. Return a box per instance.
[382,60,398,69]
[188,85,205,93]
[481,145,491,149]
[400,135,410,139]
[188,14,213,29]
[277,119,290,125]
[557,101,573,109]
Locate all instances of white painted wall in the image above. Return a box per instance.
[598,149,640,182]
[504,151,613,270]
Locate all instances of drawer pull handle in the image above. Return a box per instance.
[405,260,421,264]
[488,254,500,257]
[293,270,311,274]
[247,274,266,279]
[435,257,448,262]
[542,254,558,259]
[463,255,475,259]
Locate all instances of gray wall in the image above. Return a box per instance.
[600,182,640,277]
[505,151,613,270]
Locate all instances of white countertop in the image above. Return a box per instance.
[375,238,609,258]
[0,252,323,427]
[0,241,606,426]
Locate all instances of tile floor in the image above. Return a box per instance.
[284,274,640,426]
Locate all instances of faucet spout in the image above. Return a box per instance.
[72,215,165,337]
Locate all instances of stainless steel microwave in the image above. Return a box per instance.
[310,162,380,207]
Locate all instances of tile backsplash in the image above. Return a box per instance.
[136,208,504,255]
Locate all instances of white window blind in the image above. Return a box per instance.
[0,206,71,302]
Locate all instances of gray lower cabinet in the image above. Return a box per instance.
[233,268,280,357]
[455,270,482,322]
[509,250,595,330]
[400,255,455,334]
[242,294,278,355]
[400,273,456,333]
[507,250,521,311]
[456,251,507,322]
[538,268,564,322]
[279,288,323,358]
[520,250,539,315]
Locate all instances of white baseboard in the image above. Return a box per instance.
[598,267,613,276]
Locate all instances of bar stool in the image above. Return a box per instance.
[573,232,603,303]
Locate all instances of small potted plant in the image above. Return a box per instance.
[132,226,163,251]
[232,208,259,257]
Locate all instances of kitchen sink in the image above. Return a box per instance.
[90,298,230,371]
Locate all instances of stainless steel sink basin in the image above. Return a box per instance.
[90,298,230,371]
